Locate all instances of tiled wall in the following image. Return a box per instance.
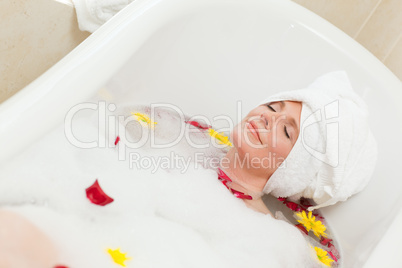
[293,0,402,81]
[1,0,400,104]
[0,0,90,104]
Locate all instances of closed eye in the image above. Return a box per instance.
[284,126,290,139]
[266,104,276,112]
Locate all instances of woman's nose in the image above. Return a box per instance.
[260,114,269,127]
[261,110,284,130]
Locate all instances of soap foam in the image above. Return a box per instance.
[0,106,320,267]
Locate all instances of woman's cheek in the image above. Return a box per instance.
[230,124,240,147]
[272,142,292,161]
[232,121,248,147]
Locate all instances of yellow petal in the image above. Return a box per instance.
[107,248,131,267]
[314,247,334,267]
[131,112,157,128]
[208,128,232,147]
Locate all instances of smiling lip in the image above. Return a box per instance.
[246,121,262,144]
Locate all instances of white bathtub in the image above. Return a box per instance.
[0,0,401,266]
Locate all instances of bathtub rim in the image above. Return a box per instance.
[1,0,401,162]
[1,0,401,117]
[1,0,401,132]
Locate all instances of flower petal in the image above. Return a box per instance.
[114,136,120,145]
[185,120,211,130]
[85,179,114,206]
[296,224,308,235]
[231,189,253,200]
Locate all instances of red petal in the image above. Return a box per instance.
[300,198,312,208]
[277,197,286,202]
[328,244,341,259]
[231,189,253,200]
[285,201,300,211]
[328,251,338,262]
[295,224,308,235]
[114,136,120,145]
[54,266,69,268]
[220,180,230,189]
[320,237,333,246]
[85,179,114,206]
[217,168,232,182]
[185,120,211,130]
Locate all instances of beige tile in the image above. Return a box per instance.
[0,0,90,104]
[355,0,402,61]
[292,0,381,37]
[384,35,402,82]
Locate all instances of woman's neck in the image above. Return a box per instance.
[218,153,273,216]
[219,148,264,200]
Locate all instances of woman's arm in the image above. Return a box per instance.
[0,209,58,268]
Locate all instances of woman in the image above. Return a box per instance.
[218,100,302,215]
[0,71,376,267]
[217,71,377,215]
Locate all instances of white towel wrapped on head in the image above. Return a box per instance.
[261,71,377,210]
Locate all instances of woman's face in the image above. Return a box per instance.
[230,101,302,190]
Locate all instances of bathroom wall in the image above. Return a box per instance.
[292,0,402,81]
[0,0,90,104]
[0,0,400,105]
